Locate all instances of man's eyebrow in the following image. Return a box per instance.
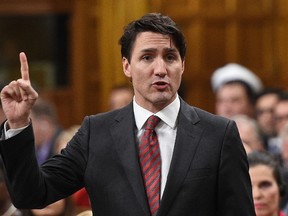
[140,48,178,53]
[165,47,178,53]
[140,48,157,53]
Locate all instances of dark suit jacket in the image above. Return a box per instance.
[0,100,256,216]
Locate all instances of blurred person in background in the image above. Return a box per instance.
[279,123,288,168]
[278,123,288,214]
[211,63,263,119]
[267,92,288,157]
[248,151,287,216]
[108,84,134,110]
[31,97,63,165]
[274,92,288,138]
[255,88,283,150]
[233,114,265,153]
[54,125,80,154]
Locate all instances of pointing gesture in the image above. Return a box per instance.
[20,52,30,82]
[0,52,38,129]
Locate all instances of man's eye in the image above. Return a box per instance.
[166,55,176,61]
[142,55,152,61]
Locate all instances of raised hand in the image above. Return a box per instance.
[0,52,38,129]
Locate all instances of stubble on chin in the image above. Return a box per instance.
[152,92,176,107]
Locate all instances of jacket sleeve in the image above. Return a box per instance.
[0,117,90,209]
[217,120,256,216]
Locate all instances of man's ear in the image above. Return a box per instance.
[122,57,131,78]
[181,60,185,75]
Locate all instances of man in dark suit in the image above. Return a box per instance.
[0,13,255,216]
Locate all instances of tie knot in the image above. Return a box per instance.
[145,115,161,130]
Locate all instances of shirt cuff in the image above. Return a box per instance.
[3,121,30,139]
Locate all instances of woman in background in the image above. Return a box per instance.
[248,151,286,216]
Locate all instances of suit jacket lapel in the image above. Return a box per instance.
[158,101,204,216]
[110,104,150,216]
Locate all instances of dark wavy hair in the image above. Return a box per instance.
[119,13,186,62]
[247,151,286,197]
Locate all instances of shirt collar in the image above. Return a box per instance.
[133,95,180,130]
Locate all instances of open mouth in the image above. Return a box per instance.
[153,81,169,90]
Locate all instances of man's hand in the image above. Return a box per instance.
[0,52,38,129]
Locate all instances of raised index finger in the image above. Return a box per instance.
[19,52,30,81]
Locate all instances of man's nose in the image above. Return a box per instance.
[154,58,167,76]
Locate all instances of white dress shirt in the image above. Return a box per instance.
[133,95,180,198]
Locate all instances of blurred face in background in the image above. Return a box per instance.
[216,83,253,118]
[235,118,264,152]
[255,93,279,137]
[281,137,288,165]
[274,101,288,135]
[249,164,280,216]
[109,88,133,110]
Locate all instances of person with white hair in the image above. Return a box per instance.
[232,114,265,153]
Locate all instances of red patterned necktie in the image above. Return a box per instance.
[139,115,161,216]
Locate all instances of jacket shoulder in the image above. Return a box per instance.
[180,100,231,126]
[82,103,133,127]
